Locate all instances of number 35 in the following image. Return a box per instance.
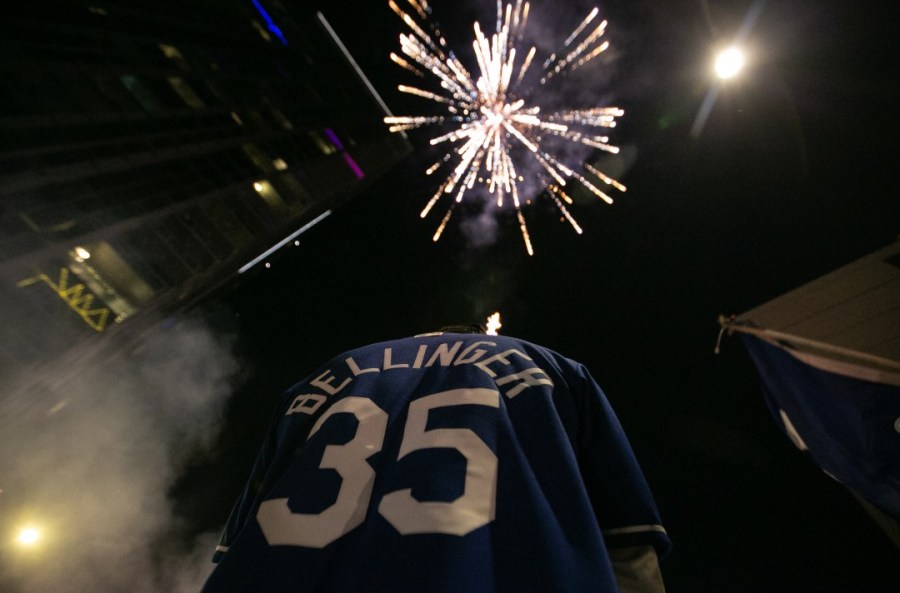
[256,388,500,548]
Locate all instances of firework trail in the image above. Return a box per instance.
[385,0,626,254]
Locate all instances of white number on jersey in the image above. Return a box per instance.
[257,388,500,548]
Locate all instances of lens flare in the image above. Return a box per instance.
[386,1,626,254]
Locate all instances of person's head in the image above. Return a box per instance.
[437,323,486,334]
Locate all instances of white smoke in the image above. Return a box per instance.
[0,316,238,593]
[459,200,501,249]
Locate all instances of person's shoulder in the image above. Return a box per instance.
[496,335,582,367]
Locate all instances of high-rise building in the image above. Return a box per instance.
[0,0,409,376]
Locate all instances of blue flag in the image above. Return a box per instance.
[741,334,900,520]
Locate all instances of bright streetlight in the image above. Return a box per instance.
[715,47,745,79]
[15,526,43,548]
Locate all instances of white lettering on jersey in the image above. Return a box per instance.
[284,340,554,417]
[454,341,497,365]
[286,393,328,415]
[346,356,379,376]
[474,348,533,377]
[496,367,555,399]
[422,340,463,367]
[310,369,351,396]
[383,348,409,370]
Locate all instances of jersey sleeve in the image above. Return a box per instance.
[210,400,283,562]
[571,363,672,557]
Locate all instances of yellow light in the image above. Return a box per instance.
[272,158,288,171]
[16,527,42,547]
[74,246,91,260]
[715,47,744,80]
[253,181,265,192]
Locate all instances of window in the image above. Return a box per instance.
[119,75,161,113]
[251,179,287,212]
[269,108,294,130]
[159,44,189,70]
[167,77,206,109]
[242,143,274,174]
[250,20,272,43]
[308,131,335,155]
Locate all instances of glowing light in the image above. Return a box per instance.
[325,128,366,179]
[342,153,365,179]
[253,181,265,192]
[251,0,288,45]
[715,47,744,80]
[323,128,345,151]
[690,0,766,138]
[73,246,91,261]
[238,210,332,274]
[16,526,42,547]
[486,312,502,336]
[386,1,626,254]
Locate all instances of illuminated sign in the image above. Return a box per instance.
[17,268,111,332]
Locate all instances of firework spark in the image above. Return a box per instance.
[386,0,626,254]
[485,311,502,335]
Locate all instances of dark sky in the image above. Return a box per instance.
[190,0,900,590]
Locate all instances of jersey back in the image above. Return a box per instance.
[202,333,669,593]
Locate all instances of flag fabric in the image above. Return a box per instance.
[741,334,900,521]
[202,332,670,593]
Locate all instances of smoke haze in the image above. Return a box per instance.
[0,316,238,593]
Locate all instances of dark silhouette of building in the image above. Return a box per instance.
[0,0,409,376]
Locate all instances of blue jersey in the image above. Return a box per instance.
[202,333,670,592]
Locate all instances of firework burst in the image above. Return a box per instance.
[385,0,626,254]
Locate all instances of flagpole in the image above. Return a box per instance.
[717,315,900,373]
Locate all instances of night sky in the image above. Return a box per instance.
[188,0,899,590]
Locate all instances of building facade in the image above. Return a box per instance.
[0,0,409,376]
